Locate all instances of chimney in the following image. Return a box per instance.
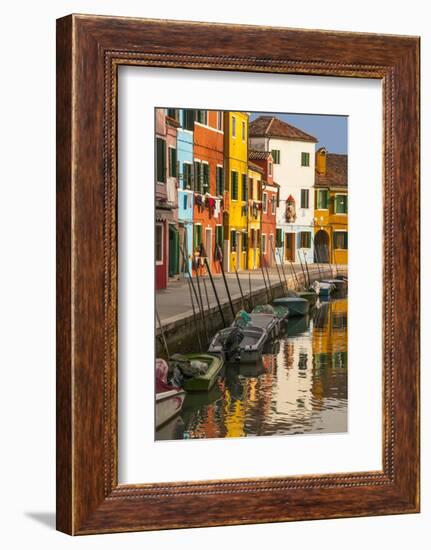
[316,147,327,175]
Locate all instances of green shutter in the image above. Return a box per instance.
[202,164,209,194]
[231,171,238,200]
[156,138,166,183]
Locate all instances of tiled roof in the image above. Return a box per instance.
[249,116,318,143]
[249,150,272,160]
[248,161,265,174]
[315,153,348,188]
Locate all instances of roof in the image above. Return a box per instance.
[249,116,318,143]
[248,161,264,174]
[249,150,272,161]
[315,153,348,188]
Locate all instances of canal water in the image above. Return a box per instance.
[156,296,348,441]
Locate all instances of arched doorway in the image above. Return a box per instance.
[314,230,330,263]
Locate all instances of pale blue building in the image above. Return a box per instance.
[176,109,194,274]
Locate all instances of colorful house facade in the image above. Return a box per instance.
[249,150,279,267]
[155,109,178,290]
[314,148,348,266]
[247,161,263,270]
[193,110,225,274]
[224,111,249,271]
[249,116,316,266]
[175,108,194,274]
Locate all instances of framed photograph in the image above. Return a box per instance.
[56,14,420,535]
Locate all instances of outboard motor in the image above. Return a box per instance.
[219,326,244,361]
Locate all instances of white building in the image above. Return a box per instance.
[249,116,317,264]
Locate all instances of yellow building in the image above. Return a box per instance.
[314,148,348,266]
[247,162,263,270]
[223,111,249,271]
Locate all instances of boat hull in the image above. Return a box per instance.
[178,353,224,392]
[272,297,309,317]
[155,388,186,429]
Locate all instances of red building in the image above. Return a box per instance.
[155,109,179,290]
[249,150,279,267]
[192,110,225,274]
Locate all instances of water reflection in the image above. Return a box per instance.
[156,298,348,440]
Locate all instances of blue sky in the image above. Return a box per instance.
[249,112,348,155]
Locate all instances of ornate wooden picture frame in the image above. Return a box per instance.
[56,14,420,535]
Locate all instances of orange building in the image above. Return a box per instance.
[192,110,225,274]
[249,150,279,267]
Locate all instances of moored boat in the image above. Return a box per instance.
[287,289,317,305]
[155,358,186,429]
[272,296,309,317]
[252,304,289,322]
[170,353,224,392]
[208,325,267,363]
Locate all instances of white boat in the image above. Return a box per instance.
[155,358,186,429]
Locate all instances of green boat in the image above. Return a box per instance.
[287,289,317,305]
[171,353,224,392]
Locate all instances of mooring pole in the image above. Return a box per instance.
[289,260,300,290]
[186,275,203,351]
[203,257,226,327]
[156,310,170,359]
[302,250,312,288]
[275,246,289,292]
[234,264,247,310]
[298,248,307,288]
[248,271,253,310]
[195,269,209,344]
[217,245,235,320]
[260,257,271,302]
[270,244,284,293]
[263,255,274,300]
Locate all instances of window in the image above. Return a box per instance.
[300,189,309,209]
[155,224,163,264]
[230,229,237,251]
[168,147,177,177]
[167,108,178,120]
[261,234,267,254]
[299,231,311,248]
[183,194,188,210]
[183,163,192,189]
[316,189,329,209]
[301,152,310,166]
[271,196,276,214]
[271,149,280,164]
[334,194,348,214]
[194,224,202,250]
[202,163,210,194]
[216,225,224,246]
[231,171,238,200]
[241,120,246,141]
[232,116,236,138]
[276,228,283,248]
[333,231,348,249]
[193,161,202,193]
[216,166,224,195]
[242,232,248,251]
[156,138,166,183]
[241,174,247,201]
[196,110,208,125]
[269,162,273,176]
[263,192,268,213]
[183,109,194,131]
[217,111,223,131]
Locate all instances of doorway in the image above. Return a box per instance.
[314,229,330,263]
[284,232,295,262]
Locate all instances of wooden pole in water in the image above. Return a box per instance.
[332,247,340,277]
[274,245,289,292]
[260,257,271,302]
[248,271,253,310]
[203,257,226,327]
[217,244,235,320]
[186,275,203,351]
[325,244,335,279]
[233,264,247,311]
[195,269,209,344]
[156,310,170,359]
[270,243,284,293]
[289,260,300,290]
[302,250,311,288]
[263,255,274,300]
[298,249,308,289]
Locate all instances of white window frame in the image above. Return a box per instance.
[155,223,164,265]
[261,233,267,254]
[262,192,268,213]
[333,229,348,250]
[334,193,348,215]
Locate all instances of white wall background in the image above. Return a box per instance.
[0,1,427,548]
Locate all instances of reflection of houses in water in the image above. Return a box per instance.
[271,330,315,422]
[312,299,348,404]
